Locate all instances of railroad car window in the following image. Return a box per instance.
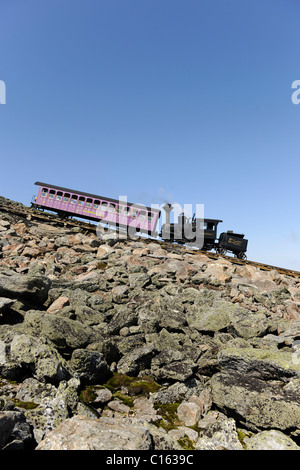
[101,202,108,210]
[139,211,146,220]
[49,190,55,199]
[56,192,63,201]
[116,205,123,215]
[147,213,153,221]
[123,207,131,216]
[131,209,138,218]
[71,196,78,204]
[86,198,92,207]
[41,189,48,197]
[63,193,70,203]
[93,200,100,209]
[78,197,85,206]
[108,203,115,213]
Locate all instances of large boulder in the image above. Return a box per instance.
[0,271,51,304]
[151,348,197,382]
[195,415,243,450]
[210,372,300,432]
[36,415,153,450]
[218,346,300,380]
[186,300,239,333]
[117,345,155,376]
[10,334,71,383]
[40,314,95,353]
[0,411,35,450]
[244,430,300,450]
[70,349,110,384]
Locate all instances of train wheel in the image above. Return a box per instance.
[237,252,247,260]
[217,247,226,255]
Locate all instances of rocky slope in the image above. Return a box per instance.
[1,195,300,450]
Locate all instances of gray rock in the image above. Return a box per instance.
[117,345,155,376]
[186,300,238,333]
[151,348,197,382]
[0,271,51,304]
[244,430,300,450]
[36,415,153,450]
[0,297,14,313]
[152,380,203,404]
[137,305,160,334]
[0,411,35,450]
[74,305,105,325]
[10,334,71,383]
[15,378,58,404]
[210,371,300,432]
[177,401,201,426]
[40,314,94,352]
[195,415,243,450]
[70,349,110,384]
[0,338,23,380]
[46,287,91,310]
[218,346,300,380]
[92,387,112,405]
[107,306,137,334]
[230,309,272,339]
[152,360,197,382]
[21,378,81,443]
[128,272,150,288]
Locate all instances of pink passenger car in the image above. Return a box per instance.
[32,182,161,235]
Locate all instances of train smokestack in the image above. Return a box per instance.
[163,203,173,225]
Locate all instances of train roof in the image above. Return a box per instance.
[203,218,223,222]
[35,182,160,214]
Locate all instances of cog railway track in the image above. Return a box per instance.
[1,202,300,279]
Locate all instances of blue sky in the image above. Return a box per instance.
[0,0,300,270]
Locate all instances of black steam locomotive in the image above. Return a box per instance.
[160,204,248,259]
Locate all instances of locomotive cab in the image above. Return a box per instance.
[201,219,222,250]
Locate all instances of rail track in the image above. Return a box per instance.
[1,202,300,279]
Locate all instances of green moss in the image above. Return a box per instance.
[0,378,18,387]
[79,386,97,404]
[187,423,202,434]
[104,372,161,397]
[13,399,39,410]
[113,391,134,408]
[177,436,195,450]
[152,418,176,432]
[237,428,253,449]
[105,372,133,390]
[79,373,161,411]
[154,402,179,415]
[128,376,161,396]
[96,262,107,270]
[153,402,181,431]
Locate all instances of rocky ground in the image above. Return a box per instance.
[1,195,300,450]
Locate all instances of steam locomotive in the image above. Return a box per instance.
[31,182,248,259]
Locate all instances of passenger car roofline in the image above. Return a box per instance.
[35,182,160,214]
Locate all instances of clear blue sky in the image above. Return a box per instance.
[1,0,300,270]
